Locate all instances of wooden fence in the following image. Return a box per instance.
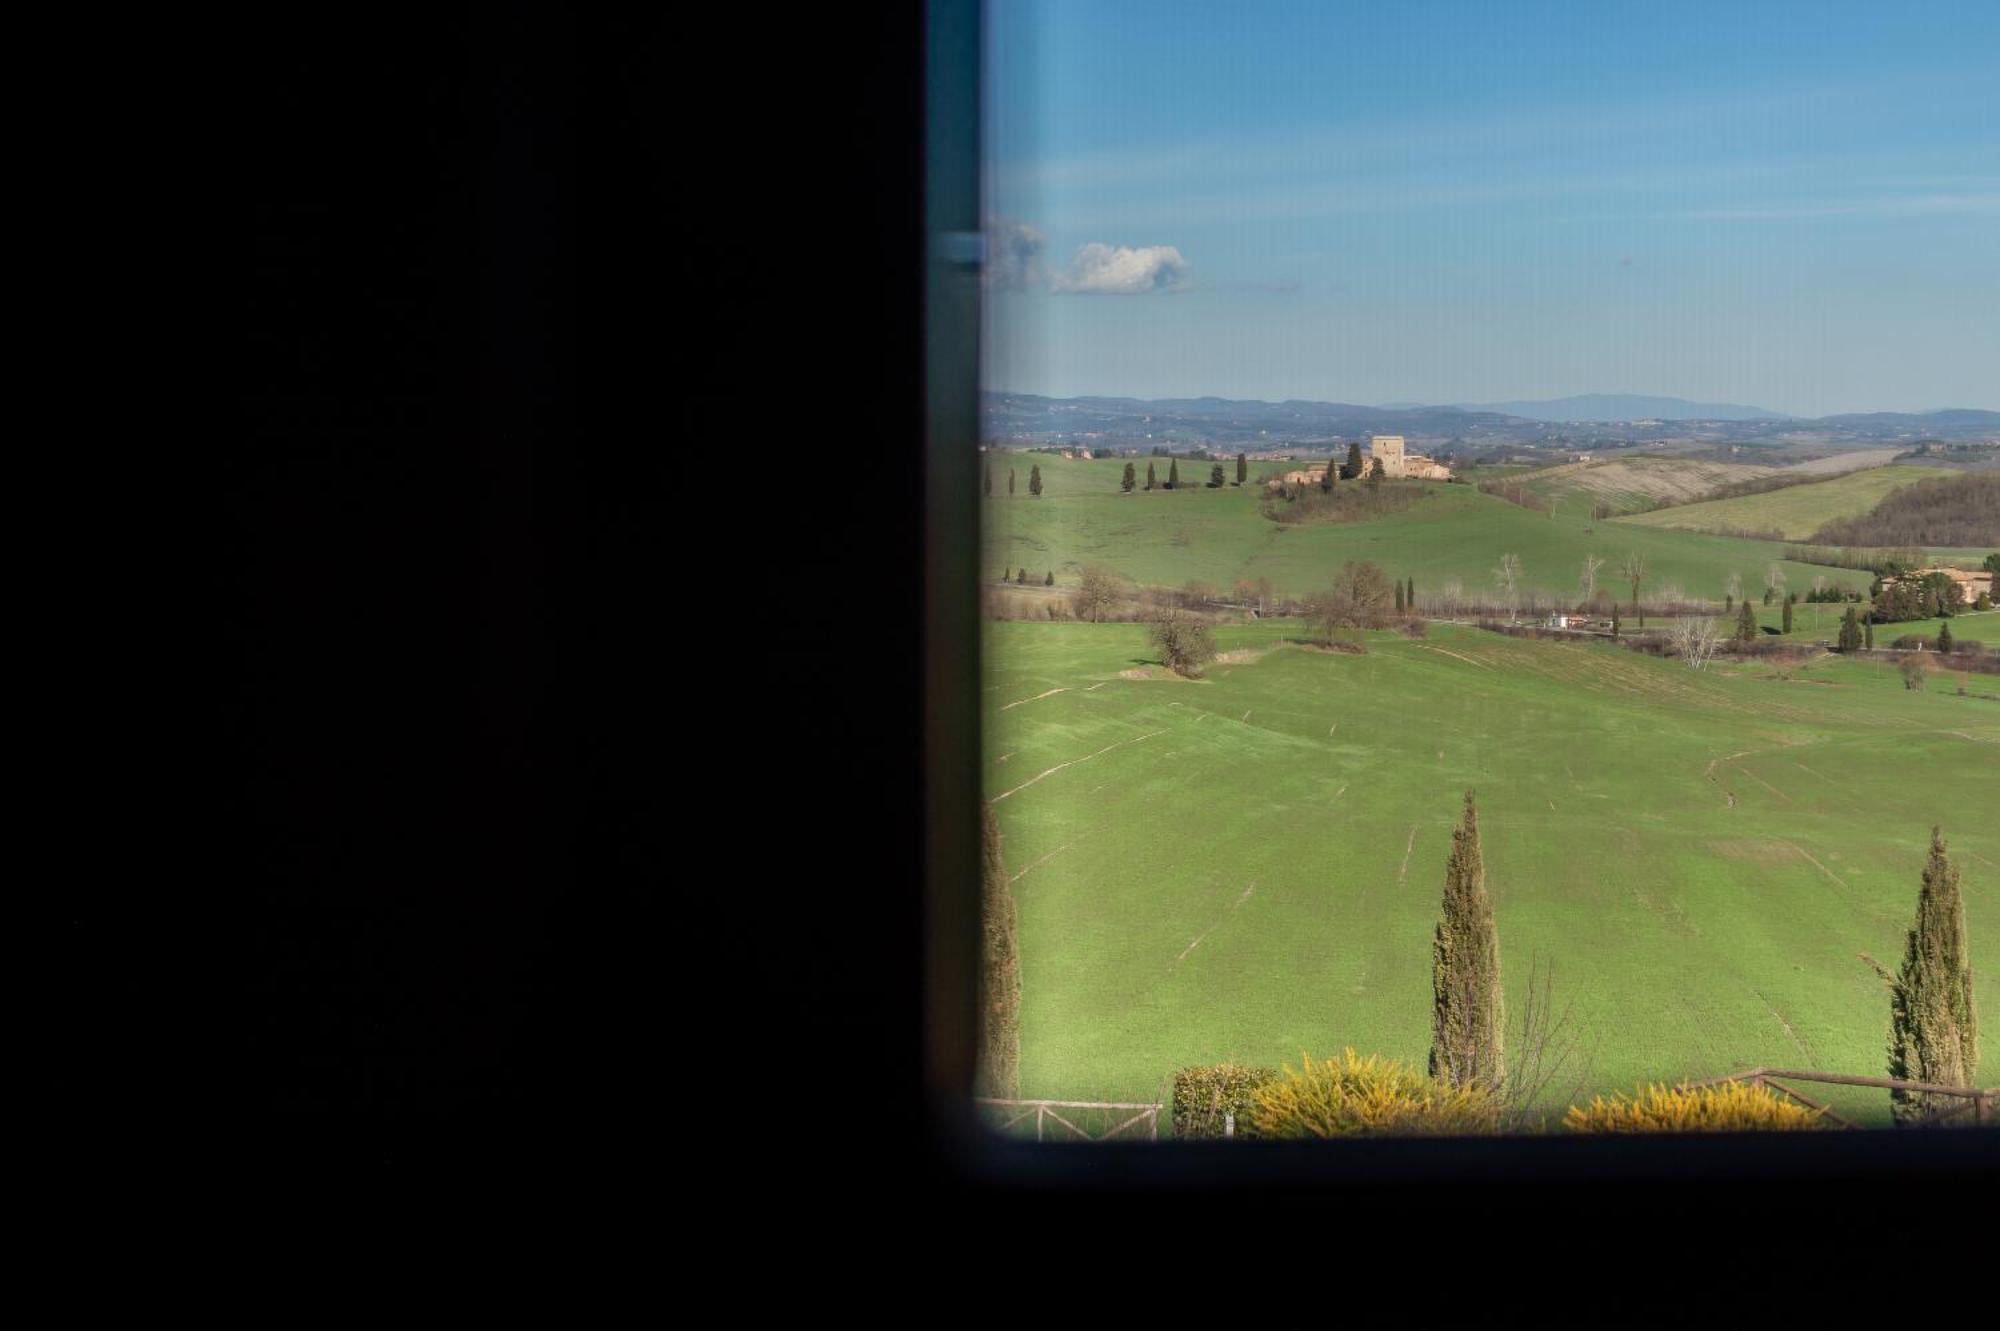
[1682,1067,1997,1129]
[975,1098,1162,1141]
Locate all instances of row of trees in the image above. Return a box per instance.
[983,463,1044,497]
[1117,453,1253,492]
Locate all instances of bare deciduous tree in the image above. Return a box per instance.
[1310,559,1394,642]
[1072,564,1123,623]
[1497,955,1596,1132]
[1149,607,1217,677]
[1580,553,1604,601]
[1725,571,1743,604]
[1493,553,1522,617]
[1669,615,1722,670]
[1764,562,1787,603]
[1620,552,1647,617]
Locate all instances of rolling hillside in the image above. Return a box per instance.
[1616,464,1962,540]
[982,454,1874,604]
[1505,456,1779,515]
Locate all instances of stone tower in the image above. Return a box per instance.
[1369,434,1407,478]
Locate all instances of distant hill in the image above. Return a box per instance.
[1455,394,1790,422]
[981,392,2000,449]
[981,393,1525,446]
[1816,409,2000,428]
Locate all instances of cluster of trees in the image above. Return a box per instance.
[1810,474,2000,548]
[1264,480,1423,525]
[1476,478,1555,513]
[1783,544,1928,575]
[1872,569,1969,624]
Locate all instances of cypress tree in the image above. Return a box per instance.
[1724,593,1733,612]
[1395,581,1406,613]
[1016,567,1027,584]
[1209,463,1225,488]
[1367,458,1384,488]
[1611,606,1621,637]
[1145,462,1157,491]
[1167,459,1179,490]
[1320,458,1334,493]
[1782,598,1793,634]
[1344,441,1364,480]
[1886,828,1978,1123]
[1938,622,1953,654]
[1407,577,1416,611]
[1029,464,1043,497]
[1236,452,1247,485]
[1009,468,1016,496]
[1736,599,1758,644]
[1044,570,1054,586]
[1122,462,1136,492]
[977,802,1022,1100]
[1865,613,1874,648]
[1430,791,1505,1090]
[1839,606,1862,652]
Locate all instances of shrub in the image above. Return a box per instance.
[1171,1063,1278,1138]
[1245,1050,1502,1138]
[1398,618,1429,638]
[1900,654,1932,691]
[1562,1081,1826,1133]
[1149,608,1218,677]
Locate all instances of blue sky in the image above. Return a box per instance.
[981,1,1999,415]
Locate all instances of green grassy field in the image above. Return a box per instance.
[982,456,1875,604]
[1615,464,1960,540]
[985,619,2000,1126]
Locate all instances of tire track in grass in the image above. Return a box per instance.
[1010,816,1114,885]
[991,729,1166,802]
[1002,687,1068,711]
[1175,882,1256,965]
[1755,990,1815,1063]
[1736,766,1792,804]
[1783,841,1851,897]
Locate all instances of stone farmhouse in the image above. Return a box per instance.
[1268,434,1454,489]
[1879,565,1994,602]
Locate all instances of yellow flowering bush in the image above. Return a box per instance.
[1563,1081,1826,1133]
[1245,1049,1501,1138]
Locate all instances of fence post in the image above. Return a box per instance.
[1036,1104,1045,1141]
[1224,1111,1234,1138]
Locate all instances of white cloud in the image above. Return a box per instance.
[1050,242,1191,294]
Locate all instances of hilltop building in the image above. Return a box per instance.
[1269,440,1454,490]
[1368,435,1454,480]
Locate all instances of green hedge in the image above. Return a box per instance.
[1171,1063,1277,1138]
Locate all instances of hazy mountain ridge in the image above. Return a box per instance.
[984,391,1999,450]
[1452,393,1792,422]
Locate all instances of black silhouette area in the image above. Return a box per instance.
[239,5,1996,1249]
